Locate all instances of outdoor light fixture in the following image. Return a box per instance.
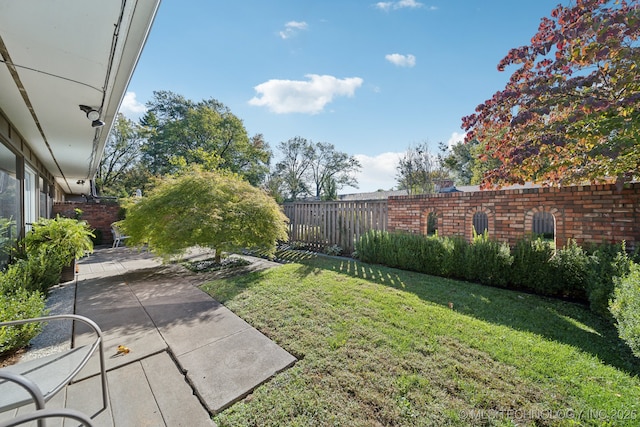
[79,104,105,128]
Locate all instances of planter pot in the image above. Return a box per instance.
[60,259,77,282]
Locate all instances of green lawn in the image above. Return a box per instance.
[201,250,640,427]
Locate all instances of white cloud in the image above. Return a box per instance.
[349,152,402,193]
[385,53,416,67]
[119,91,147,117]
[446,131,466,149]
[375,0,426,11]
[279,21,308,39]
[248,74,364,114]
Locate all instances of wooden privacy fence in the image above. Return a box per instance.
[283,200,388,254]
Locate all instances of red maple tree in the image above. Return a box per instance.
[462,0,640,188]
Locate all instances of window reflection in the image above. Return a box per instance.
[0,144,19,270]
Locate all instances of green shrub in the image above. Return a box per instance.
[354,231,635,318]
[585,242,632,316]
[0,287,46,355]
[549,239,590,300]
[462,231,512,287]
[324,244,343,256]
[610,263,640,357]
[510,238,555,293]
[355,230,393,266]
[415,235,451,277]
[356,231,454,277]
[442,235,468,280]
[0,253,62,295]
[398,233,420,271]
[24,215,94,268]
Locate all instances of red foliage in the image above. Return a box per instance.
[462,0,640,188]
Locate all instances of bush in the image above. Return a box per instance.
[354,231,634,317]
[442,236,469,280]
[549,239,591,300]
[462,231,512,287]
[355,230,393,266]
[510,238,555,293]
[0,254,61,295]
[585,242,632,316]
[356,231,451,276]
[0,287,46,355]
[24,215,94,269]
[415,235,452,277]
[324,244,343,256]
[610,263,640,357]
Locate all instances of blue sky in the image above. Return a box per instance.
[122,0,565,193]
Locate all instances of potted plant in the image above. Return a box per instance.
[23,215,94,285]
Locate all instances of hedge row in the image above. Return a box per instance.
[354,230,633,315]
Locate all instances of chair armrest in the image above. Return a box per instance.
[0,314,108,411]
[0,371,46,410]
[0,408,94,427]
[0,314,103,341]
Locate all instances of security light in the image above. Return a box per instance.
[79,104,103,124]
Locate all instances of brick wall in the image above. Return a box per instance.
[53,202,122,246]
[388,182,640,251]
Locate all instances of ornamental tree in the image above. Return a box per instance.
[121,167,289,262]
[462,0,640,188]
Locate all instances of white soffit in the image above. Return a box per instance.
[0,0,160,194]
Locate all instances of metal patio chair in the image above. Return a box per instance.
[0,315,107,426]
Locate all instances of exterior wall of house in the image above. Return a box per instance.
[0,111,59,198]
[388,182,640,250]
[53,202,122,246]
[1,110,59,266]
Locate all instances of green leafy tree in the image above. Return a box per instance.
[115,163,155,198]
[438,139,496,186]
[396,142,450,195]
[262,173,286,204]
[120,167,289,262]
[320,177,338,201]
[273,137,315,201]
[309,142,361,199]
[140,91,271,185]
[97,114,143,196]
[462,0,640,188]
[273,137,361,201]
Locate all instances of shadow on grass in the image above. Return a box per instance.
[269,251,640,377]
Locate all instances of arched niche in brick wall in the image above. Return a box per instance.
[421,209,440,236]
[525,207,562,247]
[466,207,494,241]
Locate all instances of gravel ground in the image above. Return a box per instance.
[20,279,76,362]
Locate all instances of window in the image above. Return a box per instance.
[39,176,50,219]
[24,166,37,232]
[472,212,488,235]
[0,143,19,269]
[532,211,555,240]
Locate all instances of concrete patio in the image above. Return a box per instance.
[0,247,296,426]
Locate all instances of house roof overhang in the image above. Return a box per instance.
[0,0,160,195]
